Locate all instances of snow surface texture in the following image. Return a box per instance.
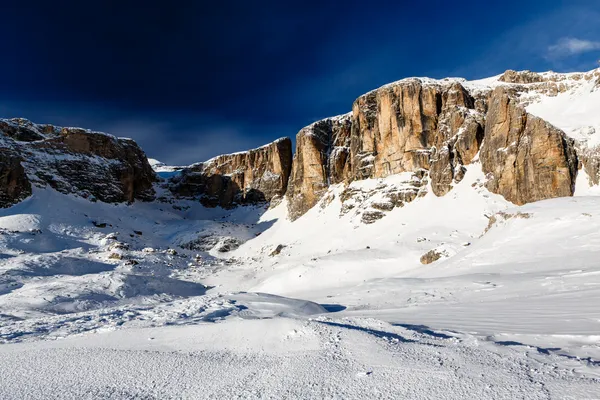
[1,70,600,399]
[525,74,600,148]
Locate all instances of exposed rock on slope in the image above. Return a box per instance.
[288,79,485,220]
[170,138,292,208]
[0,148,31,207]
[480,88,578,204]
[580,147,600,185]
[350,80,482,181]
[285,69,600,220]
[287,114,352,220]
[0,118,156,205]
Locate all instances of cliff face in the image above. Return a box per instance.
[170,138,293,208]
[350,80,485,193]
[286,69,598,220]
[288,79,486,220]
[0,147,31,208]
[480,88,578,204]
[1,69,596,217]
[0,118,156,206]
[286,114,352,220]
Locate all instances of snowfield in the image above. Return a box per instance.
[1,70,600,398]
[0,163,599,399]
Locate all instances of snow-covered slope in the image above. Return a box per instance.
[526,77,600,147]
[2,70,600,398]
[1,160,599,397]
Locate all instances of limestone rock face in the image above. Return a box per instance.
[0,118,157,205]
[350,80,484,185]
[480,88,578,204]
[171,138,292,208]
[287,80,486,220]
[0,148,31,208]
[286,114,352,220]
[498,70,545,84]
[580,147,600,185]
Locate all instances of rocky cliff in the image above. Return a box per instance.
[288,79,486,220]
[480,87,578,204]
[0,118,156,207]
[1,69,597,218]
[286,69,599,221]
[169,137,293,208]
[286,114,352,220]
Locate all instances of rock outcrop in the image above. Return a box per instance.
[170,138,292,208]
[287,114,352,220]
[498,70,545,84]
[480,87,578,204]
[579,146,600,186]
[0,148,31,208]
[350,79,484,184]
[2,68,597,217]
[287,79,485,220]
[0,118,156,205]
[285,70,600,220]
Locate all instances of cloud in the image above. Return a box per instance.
[547,37,600,58]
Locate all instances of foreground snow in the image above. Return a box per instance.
[1,317,597,399]
[0,160,599,398]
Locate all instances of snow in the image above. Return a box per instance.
[526,78,600,147]
[0,161,599,397]
[2,70,600,398]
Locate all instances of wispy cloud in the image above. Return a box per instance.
[547,37,600,58]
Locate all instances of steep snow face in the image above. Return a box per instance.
[526,78,600,148]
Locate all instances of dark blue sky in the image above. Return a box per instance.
[1,0,599,164]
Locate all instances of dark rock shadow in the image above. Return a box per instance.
[169,172,281,225]
[316,320,418,344]
[320,304,347,313]
[393,323,454,339]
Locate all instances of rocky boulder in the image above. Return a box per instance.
[498,70,545,84]
[170,137,292,208]
[480,87,578,204]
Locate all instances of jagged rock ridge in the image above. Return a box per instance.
[286,69,600,220]
[0,118,156,207]
[1,69,598,218]
[168,138,293,208]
